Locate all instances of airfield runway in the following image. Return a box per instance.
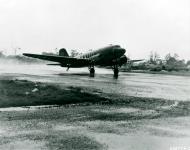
[0,64,190,150]
[1,64,190,101]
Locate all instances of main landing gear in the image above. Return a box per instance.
[112,64,119,78]
[88,64,95,77]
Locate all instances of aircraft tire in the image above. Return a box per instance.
[90,68,95,77]
[114,68,119,77]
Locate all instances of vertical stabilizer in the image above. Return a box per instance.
[59,48,69,57]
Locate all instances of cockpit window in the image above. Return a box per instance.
[114,45,120,48]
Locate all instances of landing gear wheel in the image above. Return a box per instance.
[90,67,95,74]
[113,68,119,78]
[112,64,119,78]
[88,61,95,77]
[89,64,95,77]
[114,68,119,77]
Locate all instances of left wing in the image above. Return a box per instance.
[128,59,144,63]
[23,53,90,67]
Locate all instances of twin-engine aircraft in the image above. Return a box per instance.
[23,45,139,77]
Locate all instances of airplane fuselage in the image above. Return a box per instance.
[69,45,126,67]
[23,45,127,77]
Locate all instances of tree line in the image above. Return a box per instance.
[1,50,190,72]
[130,51,190,71]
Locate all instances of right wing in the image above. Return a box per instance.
[128,59,144,63]
[23,53,90,66]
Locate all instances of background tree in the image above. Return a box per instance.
[0,51,5,58]
[186,60,190,66]
[70,50,80,57]
[164,53,187,71]
[149,51,160,65]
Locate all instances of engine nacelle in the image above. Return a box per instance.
[118,55,127,66]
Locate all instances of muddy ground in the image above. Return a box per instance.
[0,64,190,150]
[0,79,190,150]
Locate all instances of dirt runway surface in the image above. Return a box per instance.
[1,64,190,101]
[0,64,190,150]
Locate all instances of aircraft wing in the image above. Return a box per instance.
[23,53,90,66]
[128,59,144,63]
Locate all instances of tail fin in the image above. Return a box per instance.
[59,48,69,57]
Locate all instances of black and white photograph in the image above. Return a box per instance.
[0,0,190,149]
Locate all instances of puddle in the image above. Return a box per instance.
[0,107,28,112]
[54,124,84,131]
[0,105,59,112]
[93,107,140,114]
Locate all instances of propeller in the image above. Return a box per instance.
[118,55,128,67]
[112,47,128,67]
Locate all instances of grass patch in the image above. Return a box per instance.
[0,131,104,150]
[0,79,107,108]
[1,79,190,120]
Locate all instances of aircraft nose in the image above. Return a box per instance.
[120,48,126,54]
[113,47,126,56]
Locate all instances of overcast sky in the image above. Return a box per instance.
[0,0,190,60]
